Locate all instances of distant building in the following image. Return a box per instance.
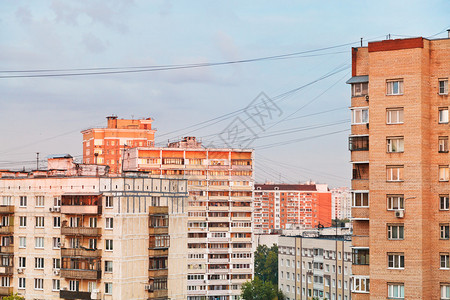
[81,115,156,173]
[278,231,352,300]
[0,155,187,299]
[331,187,351,220]
[253,183,332,234]
[123,137,254,300]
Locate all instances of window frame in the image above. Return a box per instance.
[439,108,449,124]
[387,283,404,299]
[387,195,404,210]
[439,79,449,95]
[386,80,404,96]
[386,165,404,182]
[386,108,404,125]
[351,107,369,125]
[440,224,450,240]
[439,166,449,182]
[440,253,449,269]
[352,192,369,207]
[388,224,404,240]
[440,195,450,211]
[387,137,404,153]
[351,82,369,97]
[34,278,44,290]
[388,253,405,269]
[439,137,449,153]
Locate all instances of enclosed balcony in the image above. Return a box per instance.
[0,206,14,214]
[61,226,101,237]
[0,226,13,235]
[61,248,102,258]
[61,257,101,280]
[0,245,14,254]
[61,194,102,215]
[0,287,13,296]
[60,290,93,299]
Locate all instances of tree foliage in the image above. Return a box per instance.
[241,277,285,300]
[254,244,278,285]
[3,293,25,300]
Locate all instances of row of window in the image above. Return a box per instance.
[7,196,114,208]
[18,236,114,250]
[351,107,450,125]
[351,78,448,97]
[384,165,450,182]
[16,257,114,272]
[352,192,450,210]
[17,216,114,229]
[18,277,113,294]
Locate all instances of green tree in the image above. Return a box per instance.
[254,244,278,285]
[241,277,285,300]
[3,293,25,300]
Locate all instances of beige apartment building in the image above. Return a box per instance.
[278,232,352,300]
[123,137,254,300]
[0,154,187,300]
[349,35,450,299]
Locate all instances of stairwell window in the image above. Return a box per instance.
[439,108,449,123]
[441,224,450,240]
[387,195,404,210]
[388,224,404,240]
[387,108,404,124]
[439,79,448,95]
[388,253,404,269]
[351,108,369,124]
[386,80,404,95]
[442,284,450,300]
[440,195,449,211]
[439,137,449,153]
[387,137,404,153]
[440,253,449,269]
[439,166,449,181]
[387,166,404,182]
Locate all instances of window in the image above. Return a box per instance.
[89,238,97,250]
[106,218,114,229]
[19,237,26,248]
[351,108,369,124]
[351,82,368,97]
[53,258,60,269]
[439,108,449,123]
[35,257,44,269]
[19,196,27,207]
[352,249,369,265]
[387,137,404,153]
[19,257,26,268]
[442,284,450,300]
[19,216,27,228]
[439,166,449,181]
[89,217,97,228]
[387,108,404,124]
[35,278,44,290]
[440,195,449,211]
[440,253,449,269]
[35,196,44,207]
[352,192,369,207]
[105,261,113,273]
[386,80,404,95]
[388,253,404,269]
[388,283,404,299]
[18,278,26,289]
[53,216,60,228]
[387,166,403,181]
[52,279,60,291]
[441,224,450,239]
[349,136,369,151]
[54,197,61,207]
[53,237,61,249]
[388,224,404,240]
[105,196,113,208]
[105,239,113,251]
[35,216,44,228]
[439,137,449,153]
[69,280,79,291]
[387,195,404,210]
[105,282,113,294]
[35,237,44,248]
[439,79,449,95]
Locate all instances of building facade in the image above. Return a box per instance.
[0,155,187,299]
[82,115,156,173]
[253,184,332,234]
[331,187,351,220]
[123,137,254,300]
[349,36,450,299]
[278,233,352,300]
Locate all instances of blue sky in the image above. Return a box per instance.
[0,0,449,186]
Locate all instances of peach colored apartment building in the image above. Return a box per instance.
[123,137,254,300]
[0,155,187,300]
[349,35,449,299]
[81,116,156,174]
[253,183,332,234]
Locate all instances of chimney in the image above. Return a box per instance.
[448,29,450,39]
[107,115,118,128]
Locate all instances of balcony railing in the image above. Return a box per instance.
[148,206,168,215]
[0,226,13,234]
[0,266,13,275]
[61,248,102,258]
[0,245,14,254]
[0,206,14,214]
[61,227,102,236]
[60,290,92,299]
[60,269,102,280]
[0,286,13,296]
[61,205,102,215]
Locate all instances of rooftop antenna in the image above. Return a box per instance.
[36,152,39,170]
[360,37,363,47]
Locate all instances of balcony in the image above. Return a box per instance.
[0,287,13,296]
[148,206,168,215]
[351,150,369,162]
[149,227,169,235]
[0,226,13,234]
[61,227,101,236]
[353,235,369,248]
[61,205,102,215]
[148,289,168,298]
[60,290,92,300]
[0,206,14,214]
[61,248,102,258]
[0,245,14,254]
[60,269,102,280]
[148,269,168,278]
[61,194,102,215]
[352,207,369,220]
[208,206,229,212]
[351,179,369,190]
[0,266,13,275]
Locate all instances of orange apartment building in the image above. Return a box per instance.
[81,116,156,174]
[349,35,449,299]
[122,137,254,300]
[253,183,332,234]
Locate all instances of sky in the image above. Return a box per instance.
[0,0,449,187]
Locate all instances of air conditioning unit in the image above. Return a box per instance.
[395,210,404,218]
[53,269,60,275]
[144,285,152,291]
[91,289,100,299]
[365,95,369,101]
[17,268,24,274]
[49,207,54,212]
